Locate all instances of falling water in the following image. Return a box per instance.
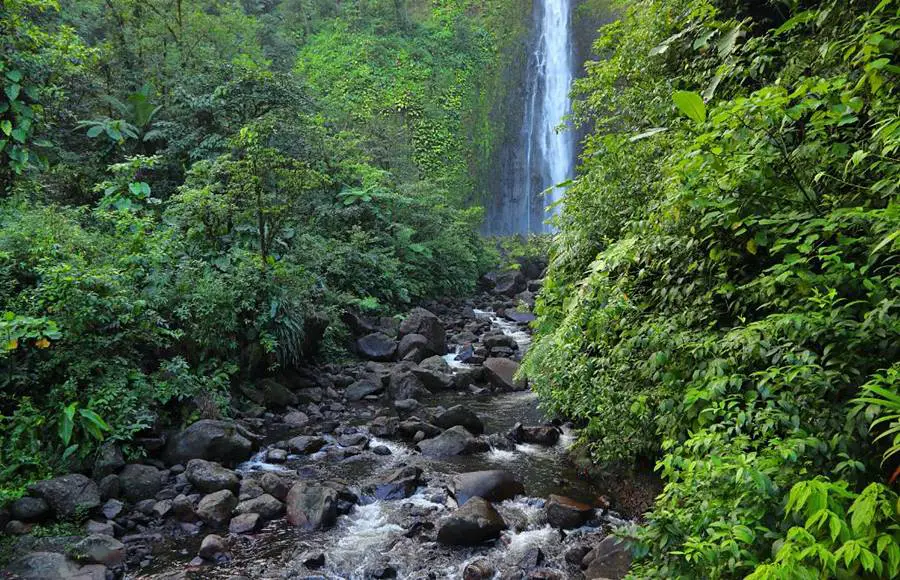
[536,0,575,224]
[487,0,575,234]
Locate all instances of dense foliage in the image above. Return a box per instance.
[0,0,521,496]
[524,0,900,577]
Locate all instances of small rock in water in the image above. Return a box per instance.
[463,557,494,580]
[437,497,506,546]
[371,565,398,578]
[545,495,594,529]
[267,448,288,463]
[372,445,392,456]
[303,552,326,569]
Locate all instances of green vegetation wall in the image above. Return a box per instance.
[523,0,900,577]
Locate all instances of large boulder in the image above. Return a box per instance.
[399,308,446,355]
[437,497,506,546]
[411,357,454,391]
[285,483,338,530]
[28,474,100,519]
[434,406,484,435]
[185,459,239,494]
[388,368,430,401]
[512,423,561,446]
[4,552,92,580]
[582,536,632,580]
[196,490,237,527]
[118,464,162,503]
[287,435,327,454]
[92,444,125,480]
[483,358,527,391]
[242,379,298,408]
[234,494,284,520]
[345,378,383,402]
[164,420,254,466]
[356,332,397,362]
[417,426,478,457]
[493,271,525,297]
[71,534,125,567]
[545,495,593,529]
[397,333,431,362]
[452,470,524,505]
[9,497,50,522]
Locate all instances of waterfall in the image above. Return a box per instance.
[486,0,575,235]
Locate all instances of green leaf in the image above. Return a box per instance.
[5,70,23,83]
[0,120,10,136]
[5,83,21,102]
[86,125,104,138]
[673,91,706,123]
[58,403,76,446]
[10,128,26,143]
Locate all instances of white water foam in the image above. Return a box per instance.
[236,450,291,474]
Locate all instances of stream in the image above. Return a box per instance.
[134,304,636,579]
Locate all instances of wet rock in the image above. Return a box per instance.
[434,405,484,435]
[545,495,593,529]
[285,483,338,530]
[239,479,264,501]
[520,547,545,570]
[374,466,423,500]
[398,417,442,439]
[388,369,430,401]
[135,498,156,514]
[512,423,560,446]
[582,536,631,580]
[260,473,290,501]
[5,552,87,579]
[504,309,536,324]
[437,497,506,546]
[564,545,592,566]
[372,445,392,455]
[398,333,431,362]
[303,552,326,569]
[185,459,239,494]
[394,398,421,416]
[196,490,237,527]
[71,534,125,567]
[371,565,398,578]
[164,420,254,466]
[417,426,479,457]
[463,558,494,580]
[118,464,163,503]
[198,534,228,560]
[10,497,49,522]
[267,448,288,463]
[452,470,525,505]
[234,494,284,520]
[338,433,369,447]
[356,332,397,362]
[369,415,398,437]
[399,307,446,355]
[152,499,172,518]
[287,435,327,454]
[229,513,260,534]
[28,474,100,518]
[411,366,454,391]
[93,443,125,479]
[454,366,484,389]
[526,569,563,580]
[171,495,196,522]
[483,333,518,350]
[98,474,120,500]
[345,379,383,401]
[85,520,114,536]
[483,358,527,391]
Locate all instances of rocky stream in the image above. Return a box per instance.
[1,268,658,580]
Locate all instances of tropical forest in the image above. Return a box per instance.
[0,0,898,578]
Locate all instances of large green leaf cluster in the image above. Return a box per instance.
[524,0,900,576]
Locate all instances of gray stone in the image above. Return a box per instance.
[417,426,478,457]
[437,497,506,546]
[234,494,284,520]
[101,499,124,519]
[196,490,237,527]
[229,512,260,534]
[286,435,327,454]
[582,536,632,580]
[164,420,254,466]
[545,495,593,529]
[434,405,484,435]
[373,466,422,500]
[28,474,100,518]
[198,534,227,559]
[5,552,85,579]
[483,358,527,391]
[185,459,239,494]
[260,473,289,501]
[118,464,162,503]
[92,444,125,480]
[345,379,383,401]
[399,308,446,355]
[285,483,337,530]
[9,497,49,521]
[71,534,125,567]
[356,332,397,361]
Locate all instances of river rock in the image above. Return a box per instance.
[10,497,49,522]
[493,271,525,297]
[285,483,338,530]
[71,534,125,567]
[399,307,446,355]
[243,379,298,408]
[452,470,524,505]
[345,378,383,401]
[545,495,593,529]
[483,358,527,391]
[229,512,260,534]
[398,333,430,362]
[287,435,327,454]
[512,423,560,446]
[101,499,123,519]
[239,479,264,501]
[260,473,290,501]
[504,309,536,324]
[164,420,254,466]
[369,415,398,437]
[356,332,397,362]
[196,490,237,527]
[198,534,228,560]
[118,464,162,503]
[411,365,454,391]
[483,333,517,350]
[417,426,478,457]
[373,466,422,500]
[463,558,495,579]
[283,411,309,427]
[434,405,484,435]
[92,443,125,480]
[5,552,90,579]
[582,536,631,580]
[28,474,100,518]
[185,459,239,494]
[437,497,506,546]
[388,368,430,401]
[234,494,284,520]
[171,494,196,522]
